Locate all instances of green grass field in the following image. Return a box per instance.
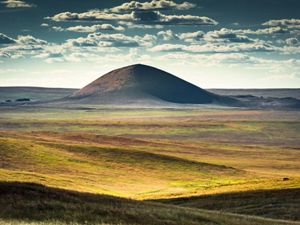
[0,106,299,224]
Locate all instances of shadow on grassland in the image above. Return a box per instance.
[155,188,300,221]
[0,182,299,225]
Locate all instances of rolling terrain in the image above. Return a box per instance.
[0,87,76,103]
[1,182,298,225]
[0,104,300,224]
[210,89,300,100]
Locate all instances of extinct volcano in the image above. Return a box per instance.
[68,64,233,105]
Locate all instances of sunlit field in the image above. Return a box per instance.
[0,106,299,224]
[1,107,300,196]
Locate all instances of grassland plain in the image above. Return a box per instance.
[0,106,300,224]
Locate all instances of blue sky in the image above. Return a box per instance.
[0,0,300,88]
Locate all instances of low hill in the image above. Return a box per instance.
[0,86,76,103]
[209,89,300,100]
[157,188,300,221]
[68,64,234,105]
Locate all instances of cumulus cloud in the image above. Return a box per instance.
[48,10,217,26]
[178,31,204,42]
[159,52,260,65]
[41,23,49,27]
[0,34,48,60]
[285,37,299,46]
[1,0,35,8]
[239,27,288,35]
[33,46,66,63]
[118,21,163,29]
[65,32,156,48]
[132,11,218,25]
[47,11,132,22]
[263,18,300,28]
[204,28,253,43]
[157,30,204,42]
[52,24,124,33]
[51,26,64,32]
[46,1,217,26]
[150,41,275,53]
[0,33,16,44]
[110,0,195,12]
[16,35,47,45]
[157,30,177,40]
[173,27,288,44]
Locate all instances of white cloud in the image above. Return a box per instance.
[17,35,47,45]
[137,11,218,25]
[52,24,124,33]
[47,10,132,22]
[0,33,16,44]
[204,28,253,43]
[65,32,156,48]
[285,37,299,46]
[157,30,204,42]
[47,9,217,26]
[157,30,177,40]
[110,0,196,12]
[263,19,300,28]
[171,27,288,45]
[178,31,204,42]
[0,34,48,60]
[119,21,164,29]
[239,27,288,35]
[1,0,35,8]
[52,26,64,32]
[150,41,275,53]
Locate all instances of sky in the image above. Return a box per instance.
[0,0,300,89]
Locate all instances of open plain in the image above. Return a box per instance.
[0,101,299,224]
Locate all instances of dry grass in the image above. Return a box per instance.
[0,106,299,224]
[0,182,299,225]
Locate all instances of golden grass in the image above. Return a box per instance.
[0,107,299,200]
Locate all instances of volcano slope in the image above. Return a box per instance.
[56,64,300,108]
[67,64,235,106]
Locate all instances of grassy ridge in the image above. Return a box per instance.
[157,188,300,221]
[0,136,249,199]
[0,182,299,225]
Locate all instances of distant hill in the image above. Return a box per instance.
[209,89,300,100]
[0,86,76,103]
[1,66,299,108]
[67,64,234,105]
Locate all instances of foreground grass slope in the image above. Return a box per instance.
[158,188,300,221]
[0,182,299,225]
